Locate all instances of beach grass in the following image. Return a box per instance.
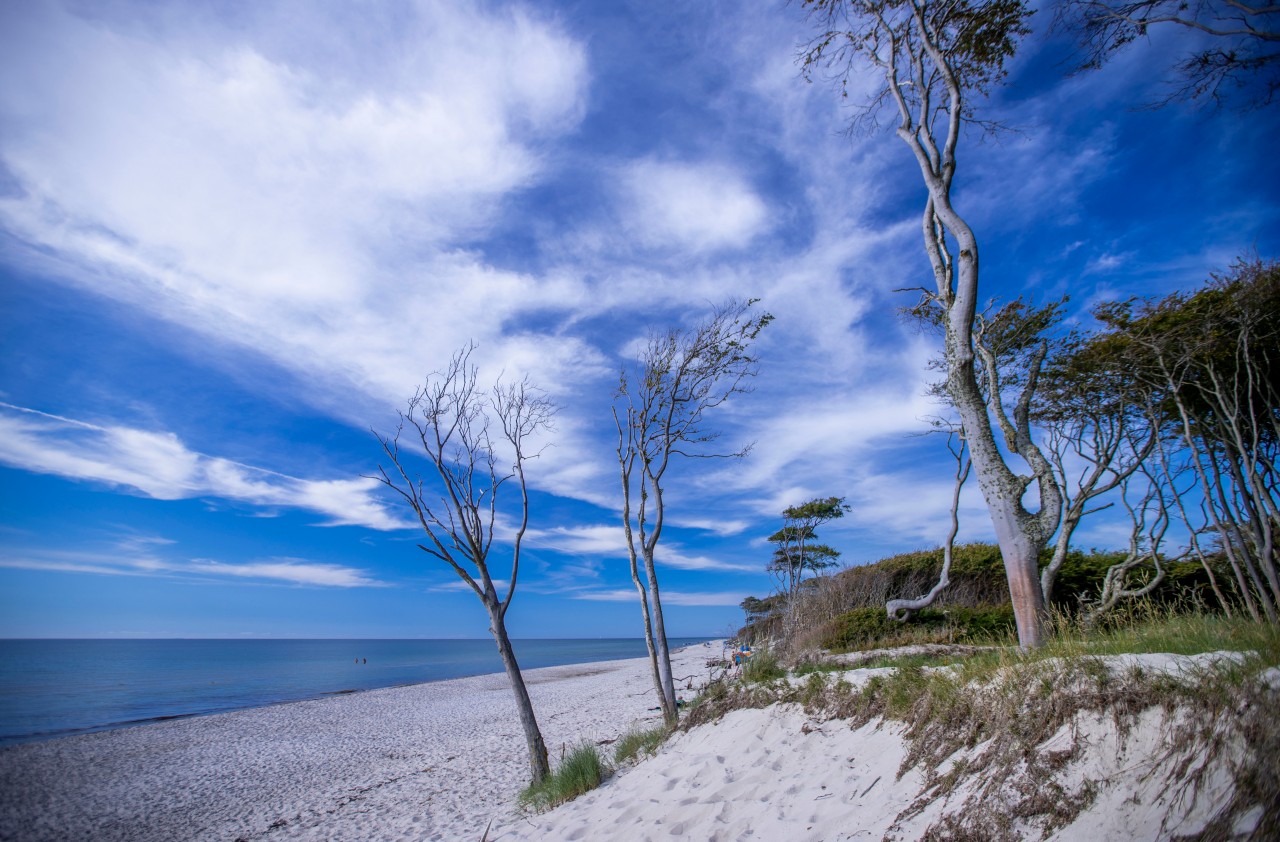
[613,723,671,764]
[741,647,785,683]
[519,743,610,811]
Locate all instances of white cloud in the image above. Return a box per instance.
[0,548,382,588]
[186,558,382,587]
[572,588,749,607]
[0,0,595,422]
[620,159,768,253]
[524,522,754,572]
[0,403,407,530]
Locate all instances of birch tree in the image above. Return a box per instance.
[373,344,554,784]
[801,0,1062,647]
[614,300,771,724]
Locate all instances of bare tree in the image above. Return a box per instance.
[802,0,1062,647]
[614,300,771,724]
[373,344,555,784]
[1035,332,1162,603]
[1058,0,1280,107]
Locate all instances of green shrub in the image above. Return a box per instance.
[793,659,848,676]
[613,724,670,764]
[820,605,1016,651]
[742,648,786,683]
[519,743,609,811]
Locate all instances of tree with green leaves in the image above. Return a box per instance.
[1089,258,1280,622]
[614,299,772,724]
[801,0,1060,647]
[768,497,849,619]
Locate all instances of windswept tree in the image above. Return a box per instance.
[1092,258,1280,622]
[373,344,555,784]
[801,0,1063,647]
[768,496,849,628]
[1034,319,1162,604]
[614,299,771,724]
[1058,0,1280,107]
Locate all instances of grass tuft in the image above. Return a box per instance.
[613,724,671,765]
[742,647,786,683]
[518,742,610,812]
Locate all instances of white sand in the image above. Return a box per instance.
[492,651,1265,842]
[0,641,725,842]
[2,646,1265,841]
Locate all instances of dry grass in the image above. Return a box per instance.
[689,611,1280,838]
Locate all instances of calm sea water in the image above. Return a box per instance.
[0,638,709,747]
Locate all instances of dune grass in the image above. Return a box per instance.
[741,647,786,683]
[688,606,1280,837]
[518,743,610,812]
[613,723,671,765]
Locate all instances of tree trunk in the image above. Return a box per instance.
[988,501,1048,648]
[947,334,1055,649]
[643,550,678,726]
[630,569,668,723]
[487,604,550,784]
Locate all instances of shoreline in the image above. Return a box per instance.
[0,637,713,749]
[0,641,725,841]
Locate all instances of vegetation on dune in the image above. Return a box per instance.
[613,724,672,765]
[518,742,611,812]
[738,541,1236,654]
[691,609,1280,838]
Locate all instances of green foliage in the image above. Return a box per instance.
[792,659,850,676]
[820,605,1017,651]
[800,0,1033,103]
[739,537,1244,651]
[768,496,849,587]
[519,743,610,811]
[613,724,671,765]
[742,648,786,683]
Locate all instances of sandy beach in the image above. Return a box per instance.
[0,641,724,842]
[2,644,1269,841]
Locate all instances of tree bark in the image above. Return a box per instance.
[487,602,550,783]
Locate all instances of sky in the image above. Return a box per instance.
[0,0,1276,639]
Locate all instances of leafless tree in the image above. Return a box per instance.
[1035,334,1162,603]
[373,344,555,784]
[614,300,771,724]
[801,0,1062,647]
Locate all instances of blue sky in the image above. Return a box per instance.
[1,0,1276,638]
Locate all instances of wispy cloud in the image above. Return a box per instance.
[571,588,749,607]
[0,547,383,588]
[0,403,407,530]
[524,522,754,572]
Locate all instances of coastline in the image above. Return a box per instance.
[0,641,725,842]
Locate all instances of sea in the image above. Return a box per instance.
[0,637,710,747]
